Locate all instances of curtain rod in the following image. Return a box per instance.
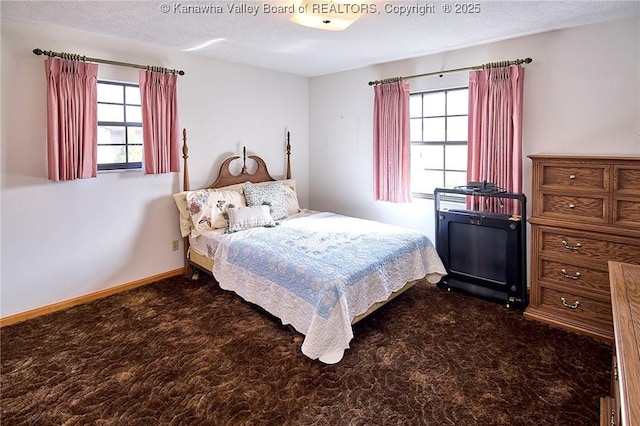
[32,48,185,76]
[368,57,532,86]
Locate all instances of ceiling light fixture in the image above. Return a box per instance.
[183,38,226,52]
[290,0,365,31]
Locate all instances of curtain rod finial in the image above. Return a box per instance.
[524,57,532,64]
[33,48,44,56]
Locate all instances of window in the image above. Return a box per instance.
[409,87,469,198]
[97,81,142,170]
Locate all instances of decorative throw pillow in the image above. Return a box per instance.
[243,182,289,221]
[186,190,244,237]
[216,179,300,215]
[227,205,276,233]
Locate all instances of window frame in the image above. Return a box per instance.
[97,80,143,171]
[409,86,469,200]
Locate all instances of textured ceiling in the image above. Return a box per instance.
[2,0,639,76]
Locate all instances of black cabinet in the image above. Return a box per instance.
[434,188,528,310]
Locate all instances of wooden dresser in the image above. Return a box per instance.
[526,155,640,342]
[600,261,640,426]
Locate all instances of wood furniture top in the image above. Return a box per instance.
[528,154,640,161]
[609,261,640,426]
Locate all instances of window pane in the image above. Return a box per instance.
[97,80,143,170]
[128,145,143,162]
[412,169,443,194]
[127,127,143,144]
[412,144,443,170]
[447,116,468,142]
[409,95,422,118]
[410,118,422,141]
[447,89,468,115]
[98,126,125,145]
[423,92,445,117]
[410,86,469,196]
[97,83,123,103]
[423,117,445,142]
[97,145,127,164]
[445,171,467,188]
[126,105,142,123]
[98,104,124,122]
[125,86,141,105]
[445,145,467,171]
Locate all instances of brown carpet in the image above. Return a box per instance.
[1,275,611,425]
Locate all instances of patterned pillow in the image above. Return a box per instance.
[186,190,244,237]
[243,182,289,221]
[227,205,276,233]
[216,179,300,215]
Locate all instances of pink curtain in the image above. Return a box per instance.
[139,70,180,174]
[467,65,524,214]
[45,58,98,181]
[373,81,411,203]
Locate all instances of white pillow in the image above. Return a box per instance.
[243,182,289,221]
[281,181,301,215]
[173,191,193,238]
[186,190,244,237]
[227,205,276,233]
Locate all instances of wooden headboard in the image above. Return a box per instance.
[179,128,292,278]
[181,128,292,192]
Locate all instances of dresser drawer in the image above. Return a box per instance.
[613,196,640,229]
[614,164,640,196]
[540,163,608,192]
[539,286,613,330]
[539,193,608,223]
[538,258,611,294]
[537,227,640,266]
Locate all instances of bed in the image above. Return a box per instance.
[173,130,446,363]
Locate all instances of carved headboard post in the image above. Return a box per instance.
[241,146,248,174]
[182,128,190,191]
[181,128,192,278]
[286,131,291,180]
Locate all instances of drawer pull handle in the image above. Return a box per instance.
[569,174,576,180]
[561,240,582,250]
[560,297,580,309]
[568,203,576,209]
[614,359,618,381]
[561,269,581,280]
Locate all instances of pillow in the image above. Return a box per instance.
[217,179,300,215]
[281,181,301,215]
[227,205,276,233]
[186,190,244,237]
[243,182,289,221]
[173,191,193,238]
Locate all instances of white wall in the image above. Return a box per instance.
[0,18,309,318]
[309,17,640,242]
[2,16,639,320]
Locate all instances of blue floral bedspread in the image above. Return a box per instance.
[212,212,446,364]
